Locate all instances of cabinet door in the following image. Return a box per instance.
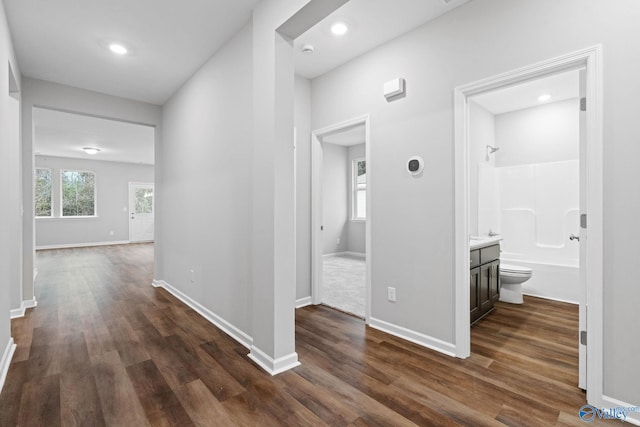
[470,267,480,323]
[479,263,492,314]
[489,261,500,304]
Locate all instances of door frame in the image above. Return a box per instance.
[128,181,155,243]
[453,46,603,403]
[311,114,371,323]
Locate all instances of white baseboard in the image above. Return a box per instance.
[10,298,38,319]
[323,251,366,259]
[36,240,130,250]
[0,338,16,394]
[598,395,640,425]
[248,345,300,376]
[295,296,312,309]
[522,292,578,305]
[151,279,253,349]
[369,317,457,357]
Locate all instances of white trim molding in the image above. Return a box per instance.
[248,346,300,376]
[152,279,253,349]
[600,395,640,426]
[295,296,312,309]
[10,298,38,319]
[36,240,131,251]
[369,317,456,357]
[453,45,603,403]
[0,338,16,394]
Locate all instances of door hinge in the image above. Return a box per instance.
[581,214,587,229]
[580,330,587,346]
[320,225,324,231]
[580,97,587,111]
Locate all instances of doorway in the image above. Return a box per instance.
[454,46,603,401]
[129,182,155,242]
[311,115,371,322]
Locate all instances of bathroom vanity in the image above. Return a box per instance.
[470,239,501,323]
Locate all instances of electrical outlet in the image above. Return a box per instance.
[387,286,396,302]
[337,237,340,245]
[109,230,114,236]
[190,269,195,283]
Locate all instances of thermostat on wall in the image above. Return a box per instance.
[407,156,424,176]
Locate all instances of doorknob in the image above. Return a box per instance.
[569,233,580,242]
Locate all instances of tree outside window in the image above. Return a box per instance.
[35,168,52,217]
[61,170,96,216]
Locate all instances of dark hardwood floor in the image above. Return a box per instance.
[0,244,603,426]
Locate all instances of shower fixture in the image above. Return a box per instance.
[485,145,500,161]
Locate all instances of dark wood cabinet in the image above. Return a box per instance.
[470,267,481,323]
[470,245,500,324]
[489,261,500,305]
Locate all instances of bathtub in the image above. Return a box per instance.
[501,257,579,304]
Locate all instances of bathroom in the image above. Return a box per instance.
[469,69,581,307]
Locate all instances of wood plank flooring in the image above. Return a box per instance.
[0,244,604,426]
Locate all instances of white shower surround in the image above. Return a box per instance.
[478,160,580,303]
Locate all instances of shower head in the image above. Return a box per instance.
[486,145,500,154]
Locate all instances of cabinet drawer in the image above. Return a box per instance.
[480,244,500,264]
[470,250,480,268]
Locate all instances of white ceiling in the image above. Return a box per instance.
[322,124,365,146]
[4,0,260,105]
[6,1,472,164]
[5,0,471,105]
[34,108,155,165]
[294,0,470,79]
[471,69,581,115]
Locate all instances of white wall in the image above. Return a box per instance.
[496,99,579,167]
[294,75,311,300]
[308,0,640,405]
[347,143,366,254]
[160,23,253,338]
[21,78,162,307]
[0,0,22,372]
[34,156,154,248]
[8,96,22,311]
[322,142,348,255]
[469,100,495,236]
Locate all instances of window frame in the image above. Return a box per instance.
[351,157,366,221]
[60,169,97,218]
[34,167,53,218]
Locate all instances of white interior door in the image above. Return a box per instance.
[129,182,154,242]
[578,68,587,390]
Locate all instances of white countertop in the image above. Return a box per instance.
[469,236,502,250]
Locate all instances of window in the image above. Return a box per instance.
[61,170,96,216]
[352,158,366,220]
[35,168,52,217]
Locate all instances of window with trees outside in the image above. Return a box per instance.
[35,168,52,217]
[352,158,366,220]
[61,170,96,217]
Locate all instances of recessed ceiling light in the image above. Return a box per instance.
[331,22,348,36]
[538,93,551,102]
[109,43,128,55]
[83,147,101,155]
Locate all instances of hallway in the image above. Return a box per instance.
[0,244,602,426]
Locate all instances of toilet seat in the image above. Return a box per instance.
[501,263,532,275]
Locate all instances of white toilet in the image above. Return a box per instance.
[499,264,532,304]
